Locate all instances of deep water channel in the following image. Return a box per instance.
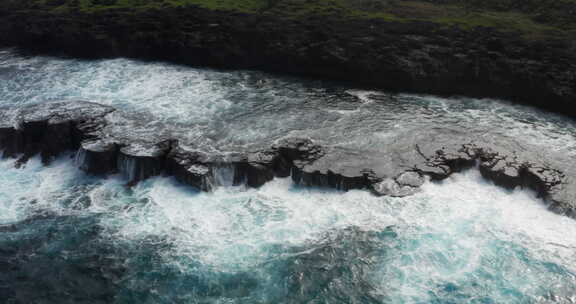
[1,49,576,303]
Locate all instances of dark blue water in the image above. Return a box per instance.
[2,49,576,303]
[1,157,575,303]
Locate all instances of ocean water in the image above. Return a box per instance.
[2,48,576,153]
[1,157,576,303]
[1,49,576,303]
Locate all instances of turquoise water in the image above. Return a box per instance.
[2,49,576,303]
[1,156,575,303]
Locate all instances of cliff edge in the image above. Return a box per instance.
[0,0,575,114]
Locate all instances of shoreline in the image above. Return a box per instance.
[1,101,573,218]
[0,5,574,115]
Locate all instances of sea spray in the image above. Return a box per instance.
[2,48,576,303]
[102,170,576,302]
[3,49,576,155]
[1,155,576,302]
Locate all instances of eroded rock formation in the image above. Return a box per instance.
[0,101,574,217]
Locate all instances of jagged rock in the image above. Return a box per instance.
[479,158,522,190]
[292,169,368,191]
[371,172,424,197]
[0,101,113,162]
[239,162,275,188]
[167,145,214,191]
[372,178,421,197]
[409,136,573,218]
[272,137,325,164]
[240,150,281,186]
[290,146,396,191]
[117,140,172,184]
[76,140,117,175]
[0,101,575,218]
[396,171,425,188]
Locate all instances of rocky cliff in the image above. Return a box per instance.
[0,0,575,114]
[1,102,574,218]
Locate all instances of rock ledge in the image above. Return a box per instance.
[1,101,574,217]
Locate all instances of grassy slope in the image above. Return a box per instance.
[4,0,576,39]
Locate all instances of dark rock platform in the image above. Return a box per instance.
[1,101,574,217]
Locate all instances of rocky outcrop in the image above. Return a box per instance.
[372,172,425,197]
[0,6,574,114]
[0,101,574,217]
[0,102,114,165]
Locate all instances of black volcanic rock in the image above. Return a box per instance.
[77,140,118,175]
[241,153,276,188]
[0,101,574,218]
[0,101,114,163]
[167,144,214,191]
[0,6,574,114]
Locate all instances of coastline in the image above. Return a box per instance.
[1,101,573,218]
[0,4,574,114]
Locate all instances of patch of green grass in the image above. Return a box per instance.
[152,0,265,12]
[31,0,266,13]
[349,10,400,21]
[3,0,575,38]
[434,12,561,37]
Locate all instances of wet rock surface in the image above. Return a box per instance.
[0,101,574,217]
[0,101,114,165]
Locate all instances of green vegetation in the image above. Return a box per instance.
[2,0,575,37]
[2,0,266,12]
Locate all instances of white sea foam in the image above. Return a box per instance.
[346,89,382,104]
[89,169,576,302]
[2,48,576,302]
[2,49,576,155]
[0,156,89,224]
[0,154,575,302]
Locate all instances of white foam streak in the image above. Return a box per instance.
[346,89,381,104]
[100,170,576,277]
[3,49,576,155]
[210,164,237,188]
[0,157,86,224]
[3,49,576,301]
[373,171,576,302]
[1,155,576,301]
[420,171,576,262]
[87,169,576,302]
